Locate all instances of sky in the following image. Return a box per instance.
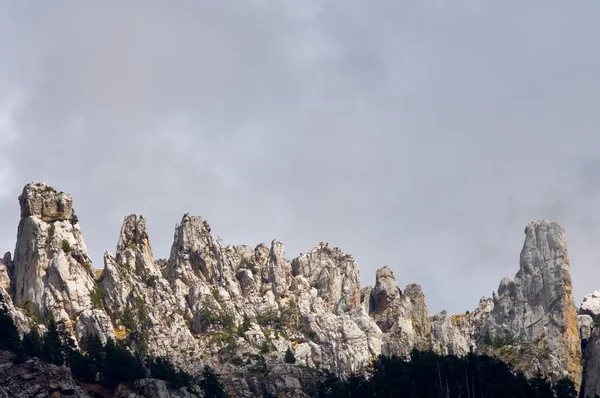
[1,1,600,315]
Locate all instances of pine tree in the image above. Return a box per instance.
[284,347,296,364]
[200,365,226,398]
[102,338,144,387]
[58,320,78,367]
[554,377,578,398]
[0,301,21,353]
[149,356,191,388]
[41,313,65,366]
[22,327,42,358]
[121,302,136,332]
[82,334,105,380]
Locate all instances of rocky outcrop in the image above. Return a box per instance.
[368,266,430,357]
[0,253,12,295]
[430,297,493,357]
[0,351,89,398]
[2,183,596,396]
[481,221,582,387]
[18,182,74,222]
[128,379,200,398]
[11,183,113,342]
[99,215,200,368]
[292,243,361,314]
[580,292,600,319]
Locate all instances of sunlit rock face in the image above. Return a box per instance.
[480,221,581,389]
[11,182,114,342]
[1,183,594,396]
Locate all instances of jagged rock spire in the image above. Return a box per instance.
[1,185,594,396]
[115,214,159,276]
[11,182,114,340]
[485,220,582,388]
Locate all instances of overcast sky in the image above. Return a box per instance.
[1,1,600,314]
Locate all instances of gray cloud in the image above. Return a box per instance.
[1,1,600,314]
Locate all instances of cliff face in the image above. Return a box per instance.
[11,183,114,342]
[480,221,582,387]
[0,183,594,396]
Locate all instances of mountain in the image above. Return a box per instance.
[0,182,598,397]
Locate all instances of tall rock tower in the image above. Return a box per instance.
[483,221,582,389]
[12,182,114,339]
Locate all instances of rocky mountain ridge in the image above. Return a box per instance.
[1,182,599,396]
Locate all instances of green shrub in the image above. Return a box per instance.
[146,275,158,288]
[249,355,267,373]
[61,239,71,253]
[90,285,104,310]
[256,309,284,329]
[70,213,79,225]
[121,303,136,332]
[260,341,271,354]
[284,347,296,364]
[237,315,251,337]
[299,324,317,340]
[210,287,221,301]
[48,223,55,238]
[483,331,492,346]
[231,356,244,366]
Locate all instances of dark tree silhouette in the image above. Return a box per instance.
[315,350,576,398]
[200,365,226,398]
[284,347,296,364]
[22,327,42,358]
[41,314,64,365]
[0,301,21,353]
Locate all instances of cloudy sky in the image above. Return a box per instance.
[1,1,600,314]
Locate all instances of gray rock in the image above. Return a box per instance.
[580,291,600,318]
[481,220,582,388]
[130,379,199,398]
[1,183,595,396]
[582,327,600,397]
[0,351,89,398]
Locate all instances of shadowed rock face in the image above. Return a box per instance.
[580,292,600,397]
[483,221,582,388]
[1,183,595,396]
[583,326,600,398]
[0,351,89,398]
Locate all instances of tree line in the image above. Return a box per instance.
[0,298,226,397]
[314,349,582,398]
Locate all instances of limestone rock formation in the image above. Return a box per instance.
[430,297,493,356]
[481,221,582,387]
[291,243,361,314]
[368,266,430,357]
[11,183,114,342]
[0,253,12,295]
[99,215,200,368]
[580,291,600,318]
[129,379,200,398]
[1,182,596,396]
